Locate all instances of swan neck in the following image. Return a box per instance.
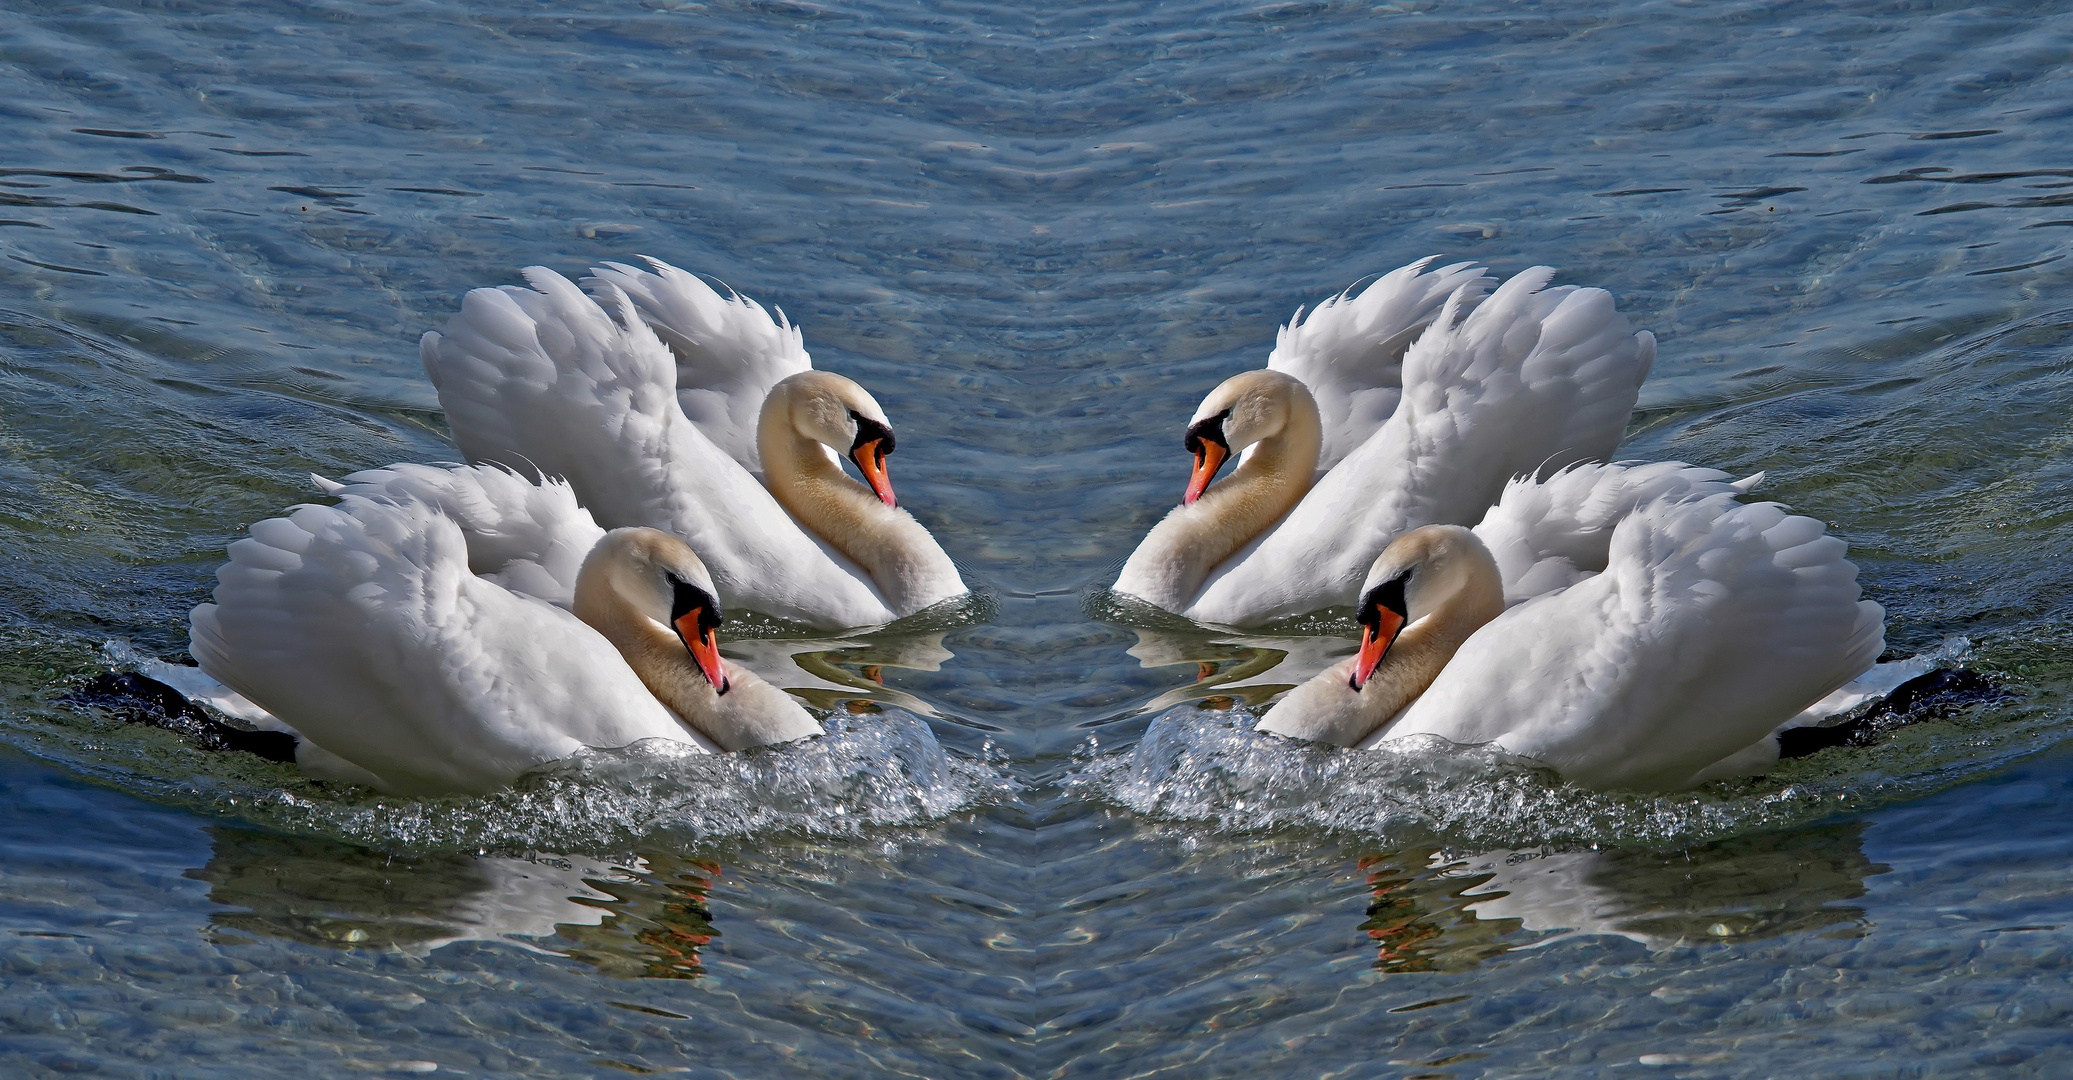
[1115,390,1322,612]
[1356,556,1505,734]
[573,559,722,725]
[758,401,961,615]
[759,418,883,549]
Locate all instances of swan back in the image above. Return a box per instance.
[1471,461,1764,604]
[313,462,605,609]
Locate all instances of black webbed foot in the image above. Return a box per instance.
[66,672,299,764]
[1777,668,2012,760]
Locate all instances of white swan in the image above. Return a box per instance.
[1113,260,1656,627]
[1256,492,1885,790]
[420,258,964,630]
[187,466,820,795]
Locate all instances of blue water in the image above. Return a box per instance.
[5,0,2073,1075]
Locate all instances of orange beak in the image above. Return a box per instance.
[673,608,730,695]
[1349,607,1406,690]
[851,439,897,508]
[1183,440,1229,505]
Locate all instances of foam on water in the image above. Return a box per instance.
[24,659,1016,856]
[1070,681,2057,853]
[276,710,1019,855]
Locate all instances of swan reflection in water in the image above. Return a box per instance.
[190,829,726,979]
[726,628,955,718]
[1354,822,1887,973]
[1126,626,1354,713]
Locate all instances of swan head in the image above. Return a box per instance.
[1182,369,1312,504]
[581,528,731,695]
[1349,525,1493,690]
[766,370,900,507]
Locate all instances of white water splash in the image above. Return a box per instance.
[63,642,1017,854]
[1069,675,2044,852]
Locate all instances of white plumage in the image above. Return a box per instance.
[1267,256,1493,471]
[312,462,604,609]
[421,260,963,629]
[1470,460,1764,605]
[190,489,709,795]
[1117,261,1657,626]
[1262,493,1887,790]
[587,258,812,475]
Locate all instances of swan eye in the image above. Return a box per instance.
[848,411,896,457]
[667,575,724,631]
[1356,572,1410,630]
[1184,409,1232,456]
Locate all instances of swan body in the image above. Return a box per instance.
[1258,493,1885,790]
[588,258,811,474]
[188,468,820,795]
[420,258,963,629]
[1115,262,1655,627]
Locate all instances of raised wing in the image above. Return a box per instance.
[420,266,893,628]
[188,496,696,795]
[1190,267,1656,624]
[1384,494,1884,789]
[1267,257,1492,470]
[313,462,605,609]
[1471,461,1762,604]
[1377,267,1656,531]
[585,258,812,474]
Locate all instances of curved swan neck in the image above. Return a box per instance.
[1349,593,1497,728]
[1356,534,1504,731]
[1114,379,1323,613]
[1259,527,1504,747]
[569,528,822,751]
[572,540,725,728]
[757,387,962,615]
[758,408,885,547]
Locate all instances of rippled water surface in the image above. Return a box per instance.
[6,1,2073,1076]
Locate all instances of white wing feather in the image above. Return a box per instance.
[420,266,893,628]
[313,463,605,609]
[583,258,812,474]
[188,497,703,796]
[1471,461,1763,604]
[1188,268,1656,625]
[1381,494,1884,789]
[1267,257,1493,470]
